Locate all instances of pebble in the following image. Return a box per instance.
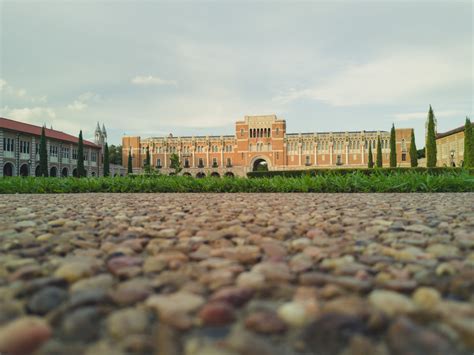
[0,317,51,354]
[54,261,97,283]
[245,311,287,334]
[369,290,417,317]
[198,302,235,326]
[277,302,308,327]
[106,308,150,339]
[27,286,68,315]
[146,291,205,316]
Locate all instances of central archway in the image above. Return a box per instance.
[250,156,270,172]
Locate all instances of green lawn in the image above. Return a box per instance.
[1,171,473,193]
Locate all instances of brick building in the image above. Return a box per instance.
[436,122,473,167]
[0,117,102,177]
[123,115,413,177]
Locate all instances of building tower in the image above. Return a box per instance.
[95,122,103,146]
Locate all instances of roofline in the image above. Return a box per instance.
[436,123,473,139]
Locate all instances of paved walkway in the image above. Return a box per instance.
[0,193,473,355]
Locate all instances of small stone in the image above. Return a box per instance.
[427,244,459,258]
[155,228,177,238]
[70,274,115,293]
[436,262,456,276]
[54,261,97,283]
[209,286,254,307]
[111,279,153,305]
[277,302,308,327]
[199,302,235,326]
[15,220,37,229]
[107,256,143,277]
[236,272,265,289]
[369,290,417,317]
[245,311,286,334]
[27,286,68,315]
[412,287,441,310]
[61,306,103,341]
[47,218,68,227]
[146,291,205,316]
[106,308,149,339]
[0,316,51,355]
[387,316,452,355]
[143,257,166,273]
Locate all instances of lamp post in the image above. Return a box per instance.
[450,150,455,167]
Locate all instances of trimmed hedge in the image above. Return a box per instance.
[0,172,473,193]
[247,167,474,178]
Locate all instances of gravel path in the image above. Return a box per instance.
[0,193,473,355]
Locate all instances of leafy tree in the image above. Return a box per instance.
[417,148,425,159]
[425,105,437,167]
[39,126,48,177]
[368,144,374,168]
[463,117,473,167]
[170,153,182,175]
[103,143,110,176]
[109,144,122,165]
[77,130,86,177]
[409,129,418,167]
[127,150,133,174]
[376,136,383,168]
[390,124,397,167]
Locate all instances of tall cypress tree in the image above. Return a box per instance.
[376,136,383,168]
[368,144,374,168]
[39,126,48,177]
[127,150,133,174]
[77,130,85,177]
[389,124,397,167]
[464,117,472,168]
[425,106,437,167]
[103,143,110,176]
[144,146,151,173]
[409,129,418,167]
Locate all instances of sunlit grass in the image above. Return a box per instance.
[0,170,473,194]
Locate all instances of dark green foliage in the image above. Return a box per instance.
[417,148,425,159]
[77,130,86,177]
[109,145,122,165]
[103,143,110,177]
[376,136,383,168]
[368,145,374,168]
[247,167,474,178]
[144,146,151,173]
[170,153,182,175]
[127,150,133,174]
[426,106,437,167]
[1,171,472,194]
[409,129,418,167]
[463,117,473,168]
[390,124,397,167]
[39,126,48,177]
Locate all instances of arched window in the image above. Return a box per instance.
[157,158,161,167]
[401,139,406,151]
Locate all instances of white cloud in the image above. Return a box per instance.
[131,75,177,86]
[394,110,464,122]
[273,46,471,107]
[0,78,48,103]
[67,92,101,111]
[3,106,56,121]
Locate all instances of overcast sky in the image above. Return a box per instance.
[1,0,472,146]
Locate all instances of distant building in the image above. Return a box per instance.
[436,123,473,167]
[94,122,126,176]
[0,117,101,177]
[123,115,413,177]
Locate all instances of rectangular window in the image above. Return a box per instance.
[3,138,15,152]
[226,158,232,167]
[72,149,78,160]
[305,156,311,165]
[20,141,30,153]
[241,129,244,137]
[35,143,39,155]
[91,151,97,162]
[402,153,406,161]
[157,158,161,168]
[212,157,218,167]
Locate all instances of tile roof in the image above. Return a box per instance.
[436,123,474,139]
[0,117,99,148]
